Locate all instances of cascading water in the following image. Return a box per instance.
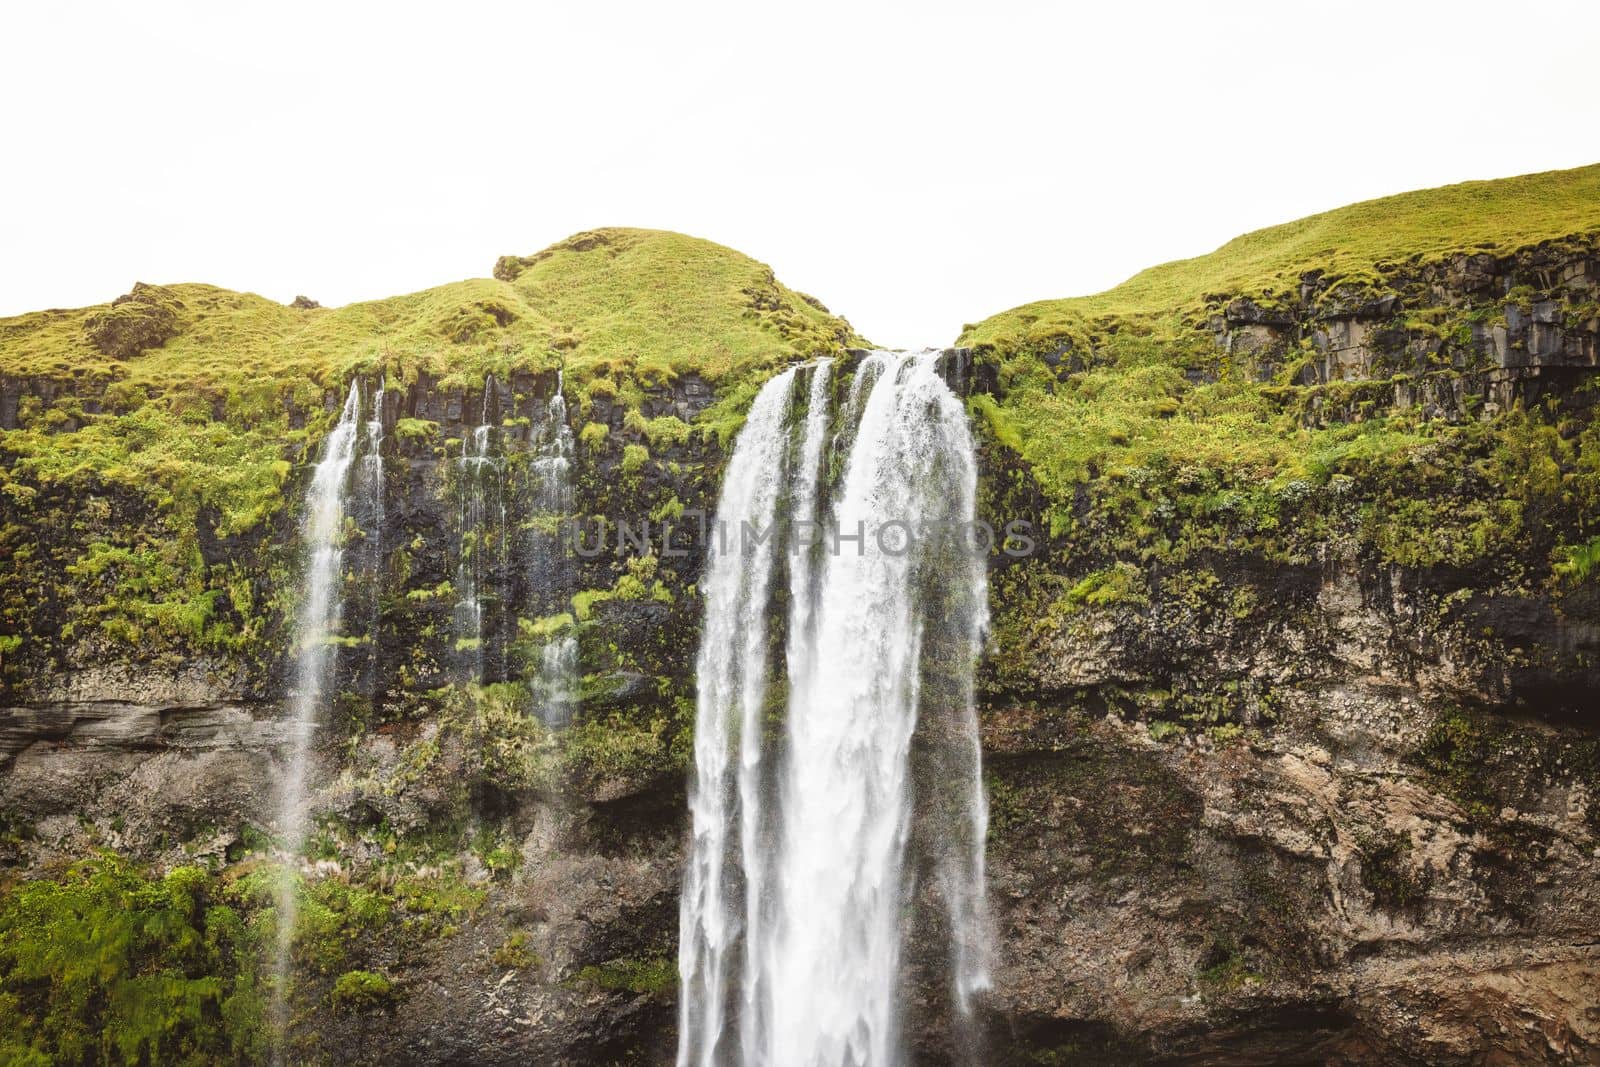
[679,365,800,1066]
[271,378,384,1047]
[455,388,506,682]
[356,377,386,689]
[679,352,992,1067]
[529,373,578,724]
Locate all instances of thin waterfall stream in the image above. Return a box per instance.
[455,389,506,682]
[530,373,577,724]
[679,351,992,1067]
[270,380,384,1051]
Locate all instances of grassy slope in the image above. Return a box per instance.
[962,165,1600,639]
[2,227,861,396]
[0,228,862,531]
[961,163,1600,349]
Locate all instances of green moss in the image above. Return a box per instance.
[1197,940,1262,992]
[968,392,1022,452]
[579,421,610,449]
[82,283,182,359]
[492,931,540,971]
[563,708,679,784]
[394,417,439,441]
[453,682,555,795]
[519,611,575,640]
[572,956,675,996]
[641,414,691,448]
[572,588,612,621]
[620,443,650,476]
[329,970,394,1012]
[0,855,267,1065]
[1063,565,1146,610]
[1555,535,1600,585]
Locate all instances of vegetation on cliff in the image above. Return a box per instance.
[0,229,860,515]
[0,855,267,1065]
[0,229,861,674]
[4,167,1600,1063]
[965,163,1600,746]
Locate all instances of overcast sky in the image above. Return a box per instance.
[4,1,1598,347]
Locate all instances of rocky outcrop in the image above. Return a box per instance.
[975,568,1600,1063]
[1203,241,1600,419]
[82,282,183,360]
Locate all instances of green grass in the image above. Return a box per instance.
[495,228,863,381]
[960,162,1600,349]
[571,956,675,996]
[329,969,395,1012]
[3,228,863,396]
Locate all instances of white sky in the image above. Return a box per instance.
[3,1,1598,348]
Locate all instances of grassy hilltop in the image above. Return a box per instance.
[3,227,859,389]
[0,227,861,531]
[961,163,1600,349]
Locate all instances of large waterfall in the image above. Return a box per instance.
[271,379,384,1043]
[679,351,992,1067]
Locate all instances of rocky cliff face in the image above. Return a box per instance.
[3,209,1600,1065]
[0,357,724,1063]
[963,235,1600,1064]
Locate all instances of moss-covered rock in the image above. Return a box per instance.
[83,282,182,360]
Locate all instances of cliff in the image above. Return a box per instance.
[963,164,1600,1063]
[0,228,862,1064]
[2,167,1599,1065]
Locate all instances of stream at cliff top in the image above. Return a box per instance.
[679,351,992,1067]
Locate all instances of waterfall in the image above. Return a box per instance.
[455,388,505,682]
[271,378,382,1048]
[679,352,991,1067]
[529,373,577,724]
[679,366,800,1066]
[357,377,386,690]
